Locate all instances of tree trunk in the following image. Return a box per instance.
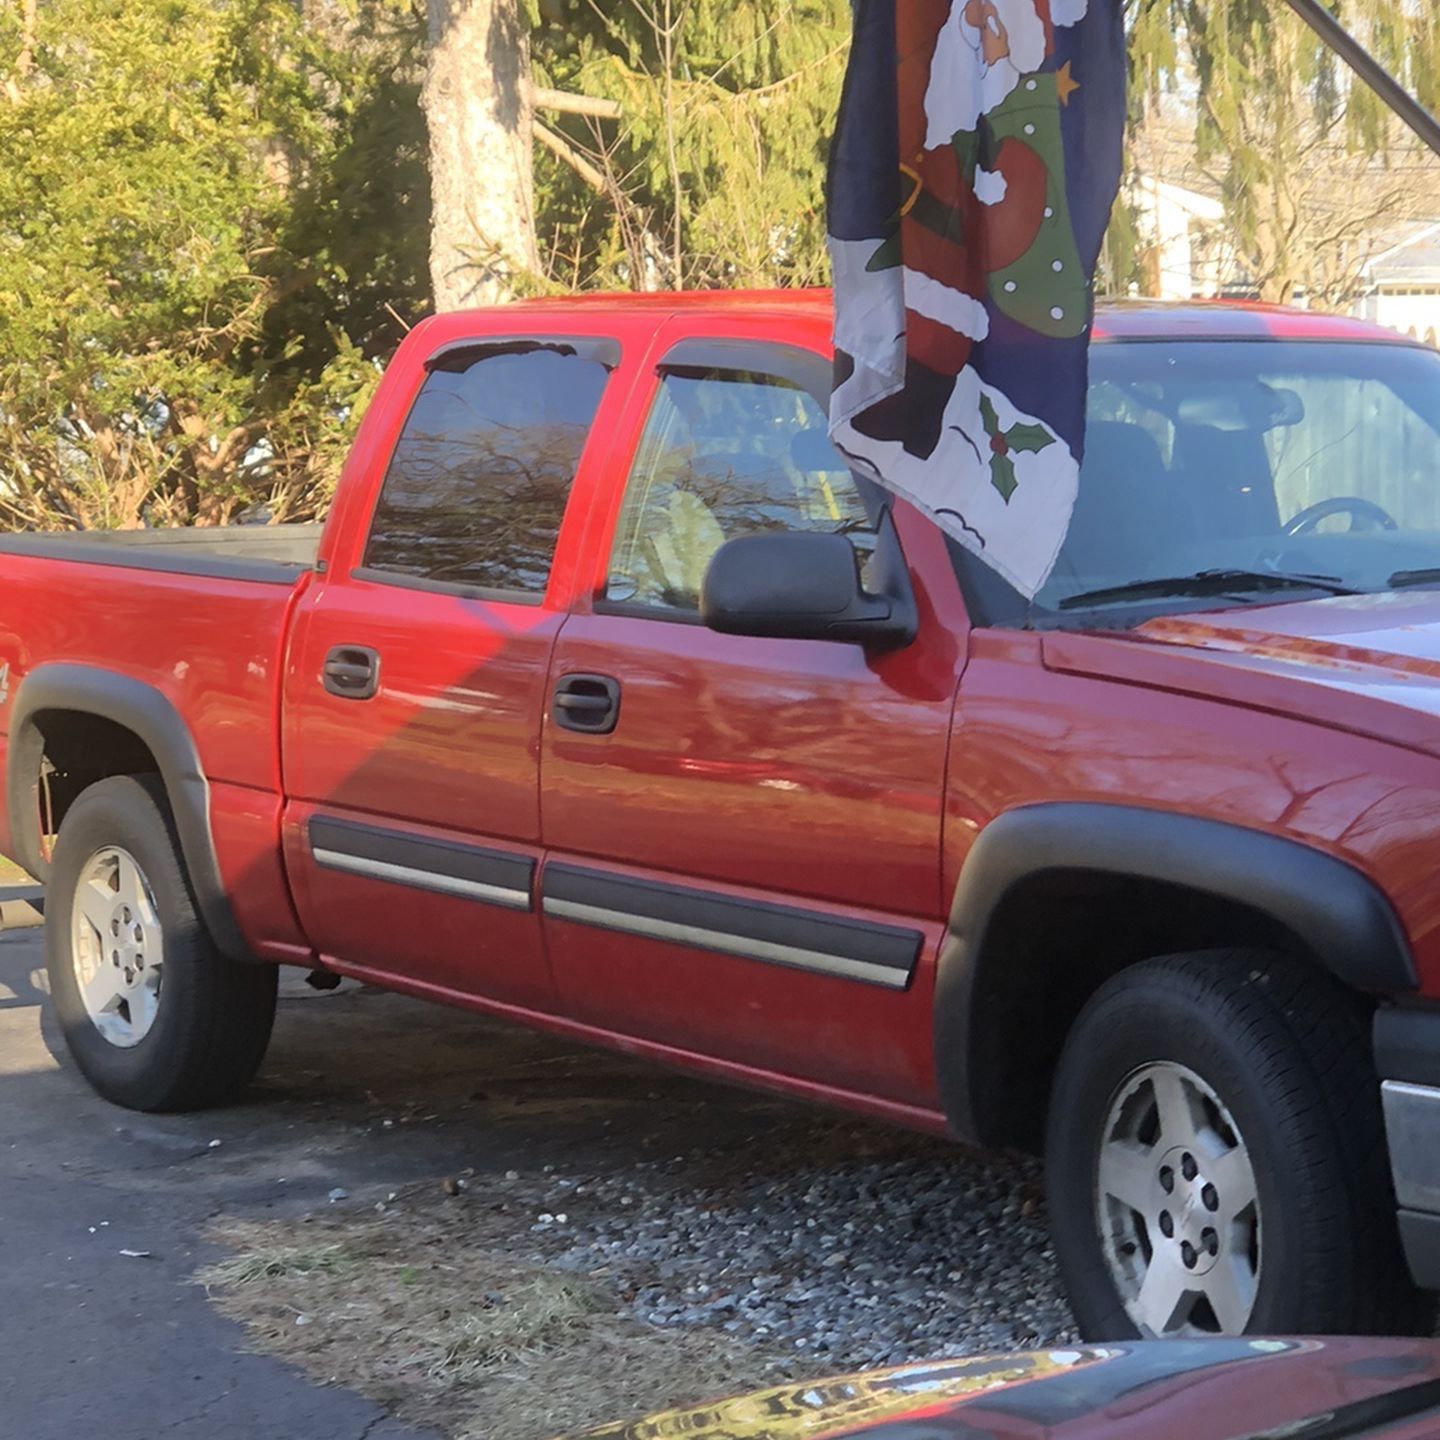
[422,0,539,311]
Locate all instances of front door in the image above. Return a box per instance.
[540,331,967,1104]
[283,333,623,1010]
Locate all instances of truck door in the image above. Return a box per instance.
[539,330,968,1106]
[281,331,627,1010]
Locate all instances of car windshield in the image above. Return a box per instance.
[1033,338,1440,617]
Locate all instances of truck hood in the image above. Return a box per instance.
[1043,591,1440,758]
[570,1339,1440,1439]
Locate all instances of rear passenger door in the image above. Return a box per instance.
[282,334,623,1009]
[539,334,965,1105]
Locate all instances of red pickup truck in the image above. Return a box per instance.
[5,291,1440,1346]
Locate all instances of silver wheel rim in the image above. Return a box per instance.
[70,846,164,1049]
[1095,1060,1261,1336]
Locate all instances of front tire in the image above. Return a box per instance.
[46,774,277,1111]
[1046,950,1429,1339]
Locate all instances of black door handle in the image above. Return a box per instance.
[553,673,620,734]
[323,646,380,700]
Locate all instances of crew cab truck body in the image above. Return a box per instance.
[7,291,1440,1342]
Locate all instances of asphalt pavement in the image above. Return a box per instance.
[0,912,798,1439]
[0,923,450,1438]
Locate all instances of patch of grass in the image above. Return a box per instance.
[419,1272,606,1380]
[199,1203,789,1440]
[0,855,34,886]
[199,1242,351,1288]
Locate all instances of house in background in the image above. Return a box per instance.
[1355,223,1440,345]
[1130,175,1228,300]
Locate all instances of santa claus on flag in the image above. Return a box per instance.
[829,0,1125,597]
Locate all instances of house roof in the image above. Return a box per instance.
[1368,222,1440,287]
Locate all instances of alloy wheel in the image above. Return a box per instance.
[1095,1060,1262,1335]
[70,845,164,1049]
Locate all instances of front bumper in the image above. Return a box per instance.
[1376,1009,1440,1288]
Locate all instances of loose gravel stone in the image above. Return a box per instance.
[482,1124,1075,1369]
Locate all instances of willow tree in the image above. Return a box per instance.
[528,0,850,290]
[1128,0,1440,305]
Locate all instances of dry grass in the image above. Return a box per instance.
[0,855,34,885]
[198,1197,789,1440]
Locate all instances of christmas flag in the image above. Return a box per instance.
[829,0,1127,598]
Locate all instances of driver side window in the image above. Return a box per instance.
[605,367,874,615]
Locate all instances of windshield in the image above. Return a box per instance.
[1032,339,1440,617]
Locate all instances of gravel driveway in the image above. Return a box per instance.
[196,983,1075,1435]
[508,1128,1071,1366]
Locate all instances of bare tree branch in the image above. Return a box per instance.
[534,120,608,194]
[530,86,621,120]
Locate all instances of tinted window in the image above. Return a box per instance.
[606,368,874,613]
[364,345,610,595]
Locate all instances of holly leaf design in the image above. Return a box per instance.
[978,392,1001,437]
[990,452,1018,503]
[1005,423,1055,454]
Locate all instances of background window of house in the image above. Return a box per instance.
[606,368,874,614]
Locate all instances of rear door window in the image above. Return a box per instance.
[361,342,612,598]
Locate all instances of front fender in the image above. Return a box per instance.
[934,803,1416,1146]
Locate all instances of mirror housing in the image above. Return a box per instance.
[700,510,917,649]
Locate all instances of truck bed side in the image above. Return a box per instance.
[0,540,315,962]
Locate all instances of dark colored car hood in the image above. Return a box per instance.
[571,1339,1440,1440]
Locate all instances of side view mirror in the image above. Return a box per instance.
[700,509,917,650]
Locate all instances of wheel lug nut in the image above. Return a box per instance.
[1181,1153,1198,1181]
[1159,1211,1174,1238]
[1181,1240,1197,1268]
[133,925,143,943]
[1202,1182,1218,1212]
[1159,1165,1174,1193]
[112,950,120,966]
[1203,1227,1219,1256]
[135,955,144,969]
[111,919,120,936]
[122,907,131,924]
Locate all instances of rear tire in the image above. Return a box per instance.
[1045,950,1431,1339]
[46,774,277,1111]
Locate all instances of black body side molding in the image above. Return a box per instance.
[7,664,251,963]
[543,862,922,989]
[308,815,534,910]
[934,803,1417,1145]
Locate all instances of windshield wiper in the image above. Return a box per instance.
[1389,567,1440,591]
[1058,568,1359,611]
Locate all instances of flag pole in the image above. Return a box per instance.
[1284,0,1440,159]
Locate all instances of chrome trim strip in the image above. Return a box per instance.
[1382,1079,1440,1213]
[312,846,532,911]
[542,895,911,990]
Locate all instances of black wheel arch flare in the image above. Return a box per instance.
[935,802,1418,1149]
[6,663,252,963]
